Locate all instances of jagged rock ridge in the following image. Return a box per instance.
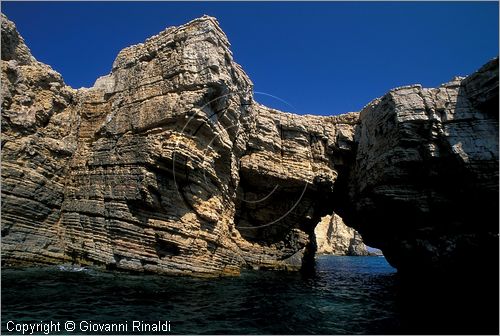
[1,14,498,277]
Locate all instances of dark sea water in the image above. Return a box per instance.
[2,256,399,334]
[1,256,498,335]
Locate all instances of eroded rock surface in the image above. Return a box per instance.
[234,105,358,269]
[347,59,499,274]
[1,14,498,277]
[1,14,357,275]
[1,14,78,266]
[314,214,367,256]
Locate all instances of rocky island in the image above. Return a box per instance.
[1,14,498,281]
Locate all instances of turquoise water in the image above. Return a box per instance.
[2,256,400,334]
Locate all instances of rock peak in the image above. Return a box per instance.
[1,13,36,65]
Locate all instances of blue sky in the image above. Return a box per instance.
[2,2,498,116]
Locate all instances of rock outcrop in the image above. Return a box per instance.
[1,14,78,266]
[346,59,499,274]
[1,14,498,278]
[1,14,357,275]
[314,214,368,256]
[234,105,358,269]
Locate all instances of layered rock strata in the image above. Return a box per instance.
[1,14,357,275]
[1,14,78,266]
[346,59,499,274]
[1,14,498,278]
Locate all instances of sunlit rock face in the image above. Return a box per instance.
[314,214,368,256]
[234,105,359,269]
[1,14,254,275]
[1,14,79,266]
[1,13,498,277]
[1,14,358,275]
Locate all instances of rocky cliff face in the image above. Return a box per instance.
[346,59,499,274]
[1,14,79,266]
[1,14,498,277]
[314,214,368,256]
[234,105,358,269]
[1,14,357,275]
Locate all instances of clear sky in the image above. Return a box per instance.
[2,1,498,116]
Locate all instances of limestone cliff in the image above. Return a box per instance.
[346,59,499,274]
[314,214,368,256]
[1,14,498,277]
[1,14,356,275]
[1,14,79,266]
